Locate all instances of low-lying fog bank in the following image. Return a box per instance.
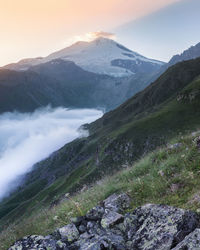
[0,107,103,200]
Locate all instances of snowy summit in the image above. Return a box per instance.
[4,37,164,77]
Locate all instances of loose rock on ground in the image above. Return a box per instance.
[9,193,200,250]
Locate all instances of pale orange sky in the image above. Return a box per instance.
[0,0,180,66]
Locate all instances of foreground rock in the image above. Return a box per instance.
[173,228,200,249]
[130,204,199,249]
[8,235,58,249]
[57,224,79,243]
[9,193,200,250]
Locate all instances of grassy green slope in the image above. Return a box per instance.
[1,130,200,249]
[0,58,200,230]
[90,57,200,134]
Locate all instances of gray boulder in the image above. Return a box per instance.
[101,209,124,228]
[72,231,125,250]
[130,204,199,250]
[8,235,58,250]
[172,228,200,250]
[57,223,79,243]
[86,205,105,221]
[8,194,200,250]
[103,193,130,213]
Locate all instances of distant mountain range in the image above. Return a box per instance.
[4,37,164,77]
[0,37,200,115]
[0,38,165,113]
[0,61,123,113]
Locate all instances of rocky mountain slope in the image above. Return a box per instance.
[8,193,200,249]
[1,57,200,228]
[4,37,164,77]
[169,41,200,66]
[155,41,200,79]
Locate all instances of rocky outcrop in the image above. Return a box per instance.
[9,193,200,250]
[130,204,198,249]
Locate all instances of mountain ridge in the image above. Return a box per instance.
[3,37,164,77]
[0,59,157,113]
[169,42,200,66]
[0,38,166,114]
[151,40,200,82]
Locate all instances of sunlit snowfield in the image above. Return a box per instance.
[0,107,103,200]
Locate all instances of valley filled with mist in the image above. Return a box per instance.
[0,107,102,200]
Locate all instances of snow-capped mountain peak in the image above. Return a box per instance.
[4,37,164,77]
